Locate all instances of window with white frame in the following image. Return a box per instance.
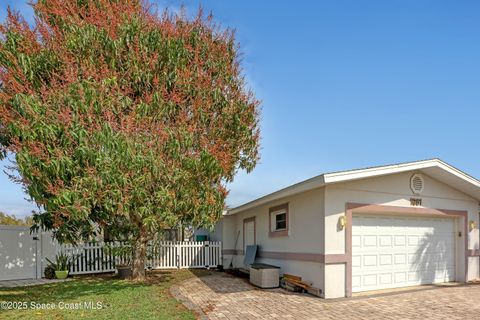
[269,203,289,236]
[273,211,287,231]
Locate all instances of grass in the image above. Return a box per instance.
[0,269,212,320]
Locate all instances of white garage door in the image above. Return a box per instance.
[352,214,456,292]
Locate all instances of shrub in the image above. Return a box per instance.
[46,253,72,272]
[44,264,56,279]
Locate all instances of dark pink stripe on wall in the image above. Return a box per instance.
[468,249,480,257]
[221,249,348,264]
[259,251,324,262]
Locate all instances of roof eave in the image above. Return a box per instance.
[228,175,326,215]
[323,159,440,184]
[227,159,480,215]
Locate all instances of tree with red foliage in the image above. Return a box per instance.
[0,0,260,280]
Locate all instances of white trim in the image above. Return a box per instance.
[322,159,480,186]
[228,159,480,215]
[272,210,287,232]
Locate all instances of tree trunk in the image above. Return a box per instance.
[132,231,148,281]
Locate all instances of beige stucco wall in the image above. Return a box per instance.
[223,187,325,290]
[220,214,237,267]
[324,171,479,298]
[223,170,479,299]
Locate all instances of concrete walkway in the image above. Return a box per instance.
[172,273,480,320]
[0,278,71,288]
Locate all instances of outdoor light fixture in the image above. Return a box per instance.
[469,220,477,231]
[339,216,347,230]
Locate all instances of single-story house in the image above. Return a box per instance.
[212,159,480,298]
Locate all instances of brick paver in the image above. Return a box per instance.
[172,273,480,319]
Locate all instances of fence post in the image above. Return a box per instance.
[176,241,180,269]
[204,241,210,269]
[218,241,223,268]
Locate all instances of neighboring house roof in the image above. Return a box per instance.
[228,158,480,215]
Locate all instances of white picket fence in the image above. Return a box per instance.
[59,241,222,275]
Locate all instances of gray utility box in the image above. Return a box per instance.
[249,263,280,288]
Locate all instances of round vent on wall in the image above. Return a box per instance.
[410,174,424,194]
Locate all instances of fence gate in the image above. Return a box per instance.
[146,241,222,269]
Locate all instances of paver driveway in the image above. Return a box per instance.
[172,273,480,320]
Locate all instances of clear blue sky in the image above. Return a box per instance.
[1,0,480,217]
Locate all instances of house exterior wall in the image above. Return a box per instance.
[324,171,479,298]
[194,219,224,241]
[222,187,325,290]
[222,170,479,299]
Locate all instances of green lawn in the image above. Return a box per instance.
[0,269,211,320]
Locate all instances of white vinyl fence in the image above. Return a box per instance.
[0,225,57,281]
[60,241,222,275]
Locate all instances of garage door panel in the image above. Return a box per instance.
[408,272,421,282]
[394,235,406,246]
[407,235,420,246]
[408,252,455,264]
[352,214,456,292]
[379,235,392,246]
[363,255,377,266]
[363,235,377,247]
[394,272,406,283]
[394,254,407,265]
[363,274,377,286]
[379,273,392,285]
[379,254,392,265]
